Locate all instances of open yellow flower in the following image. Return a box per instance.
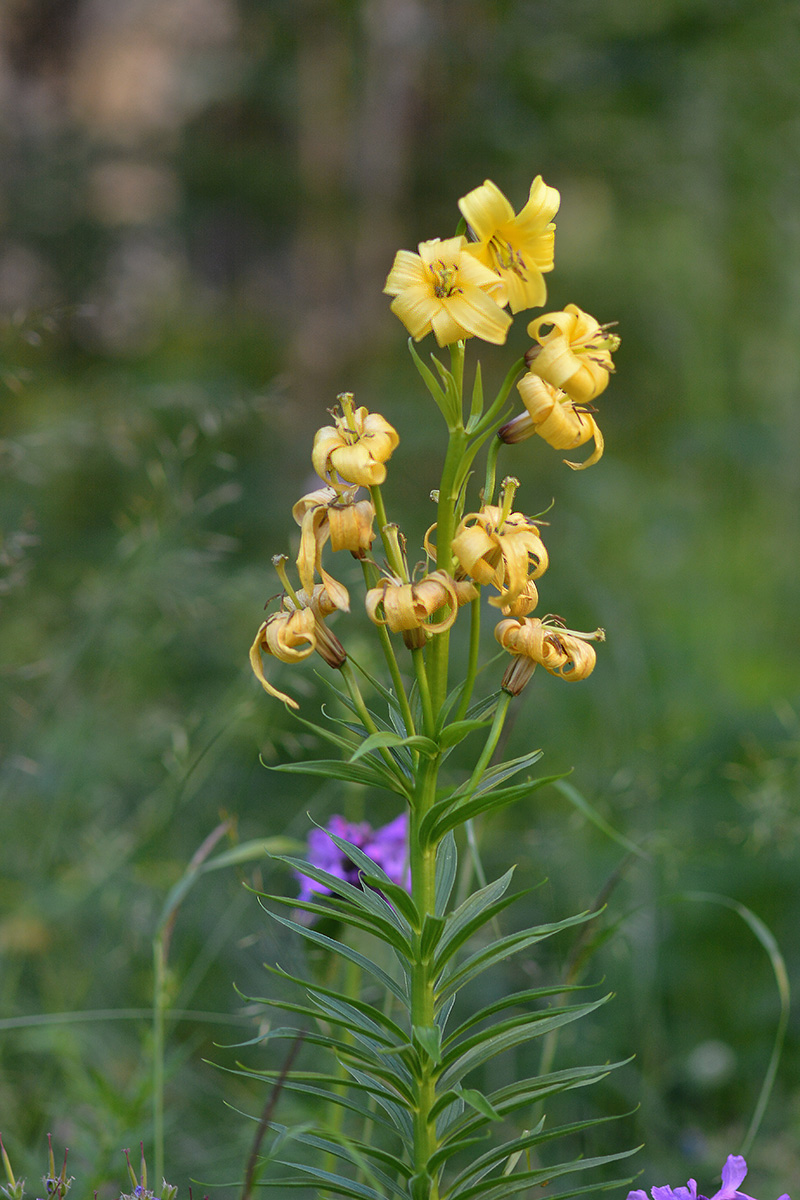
[383,235,512,347]
[526,304,620,404]
[292,485,375,610]
[365,569,466,649]
[250,583,346,709]
[495,616,605,694]
[312,395,399,491]
[449,489,548,612]
[458,176,560,313]
[502,374,604,470]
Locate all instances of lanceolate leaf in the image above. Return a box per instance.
[435,831,458,917]
[444,982,591,1042]
[274,1160,390,1200]
[435,910,593,1003]
[349,730,439,763]
[422,771,568,844]
[263,890,412,956]
[265,908,410,1005]
[438,997,611,1088]
[261,962,409,1045]
[432,869,515,967]
[271,756,411,798]
[444,1144,638,1200]
[268,1125,411,1197]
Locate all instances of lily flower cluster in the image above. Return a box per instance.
[628,1154,789,1200]
[250,176,616,709]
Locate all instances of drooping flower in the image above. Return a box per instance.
[366,569,468,648]
[296,813,410,904]
[626,1153,790,1200]
[292,484,375,608]
[501,374,604,470]
[383,235,512,347]
[495,615,604,694]
[312,394,399,491]
[249,582,346,709]
[448,479,548,612]
[526,303,620,405]
[458,175,560,313]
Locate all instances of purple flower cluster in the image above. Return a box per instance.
[296,813,410,904]
[628,1155,789,1200]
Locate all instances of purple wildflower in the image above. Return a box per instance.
[627,1155,790,1200]
[296,812,410,903]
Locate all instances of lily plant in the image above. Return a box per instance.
[245,173,632,1200]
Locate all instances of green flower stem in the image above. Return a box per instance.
[339,661,398,771]
[453,595,482,724]
[410,754,442,1197]
[360,561,416,737]
[456,689,512,807]
[430,425,469,711]
[448,341,465,417]
[411,645,435,740]
[369,484,407,581]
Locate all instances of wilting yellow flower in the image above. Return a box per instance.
[249,585,346,709]
[449,498,548,612]
[383,235,512,347]
[526,304,619,405]
[312,395,399,491]
[458,176,560,313]
[502,374,604,471]
[495,616,605,693]
[292,485,375,610]
[365,569,466,648]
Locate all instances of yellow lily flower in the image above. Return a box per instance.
[292,485,376,610]
[312,394,399,491]
[249,583,346,709]
[458,176,560,313]
[365,569,464,649]
[495,616,605,693]
[502,374,604,470]
[383,235,512,347]
[449,487,549,612]
[526,304,620,404]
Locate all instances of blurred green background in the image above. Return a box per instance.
[1,0,799,1193]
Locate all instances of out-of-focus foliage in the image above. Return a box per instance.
[1,0,798,1193]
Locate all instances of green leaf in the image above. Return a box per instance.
[435,831,458,916]
[446,1143,638,1200]
[263,853,412,941]
[276,1160,388,1200]
[467,360,484,426]
[460,1086,503,1122]
[407,339,458,425]
[264,908,409,1005]
[359,873,421,929]
[438,1061,628,1141]
[433,868,515,969]
[262,963,410,1046]
[444,982,590,1043]
[269,1126,410,1197]
[412,1023,442,1065]
[437,718,492,751]
[347,1066,414,1137]
[438,997,611,1088]
[420,913,447,960]
[272,756,410,798]
[263,890,412,957]
[436,910,593,1003]
[424,771,565,844]
[350,730,439,763]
